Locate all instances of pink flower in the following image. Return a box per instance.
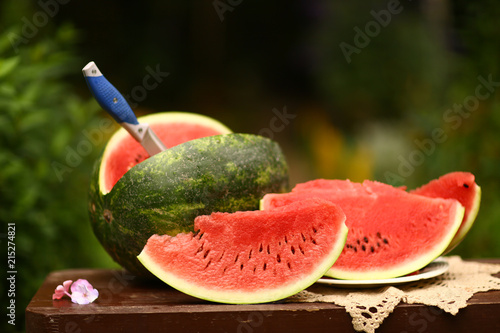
[52,280,73,300]
[70,279,99,305]
[52,279,98,304]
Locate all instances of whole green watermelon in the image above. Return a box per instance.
[89,132,289,276]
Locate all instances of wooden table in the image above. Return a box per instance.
[26,260,500,332]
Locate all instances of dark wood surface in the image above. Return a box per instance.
[26,259,500,332]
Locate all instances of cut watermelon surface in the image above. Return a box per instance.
[138,199,348,304]
[411,172,481,253]
[99,112,232,194]
[262,180,464,280]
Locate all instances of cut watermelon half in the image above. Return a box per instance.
[138,199,348,304]
[99,112,232,194]
[411,172,481,253]
[262,180,464,280]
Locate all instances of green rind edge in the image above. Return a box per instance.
[444,184,481,253]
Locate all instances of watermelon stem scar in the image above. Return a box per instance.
[103,210,113,224]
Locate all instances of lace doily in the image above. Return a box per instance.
[288,256,500,333]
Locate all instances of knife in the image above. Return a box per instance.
[82,61,167,156]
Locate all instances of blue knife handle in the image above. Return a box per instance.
[84,74,139,126]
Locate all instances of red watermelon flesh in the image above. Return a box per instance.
[261,180,464,280]
[292,178,408,193]
[410,172,481,253]
[292,179,363,193]
[137,199,348,304]
[100,112,232,194]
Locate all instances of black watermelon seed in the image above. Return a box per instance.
[364,237,369,243]
[361,245,366,251]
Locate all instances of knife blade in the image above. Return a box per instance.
[82,61,167,156]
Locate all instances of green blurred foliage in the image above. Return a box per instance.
[0,2,119,332]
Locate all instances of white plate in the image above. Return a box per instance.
[316,257,449,288]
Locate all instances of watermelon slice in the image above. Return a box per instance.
[99,112,232,194]
[137,199,348,304]
[411,172,481,253]
[261,180,464,280]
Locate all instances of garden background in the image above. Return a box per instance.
[1,0,499,331]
